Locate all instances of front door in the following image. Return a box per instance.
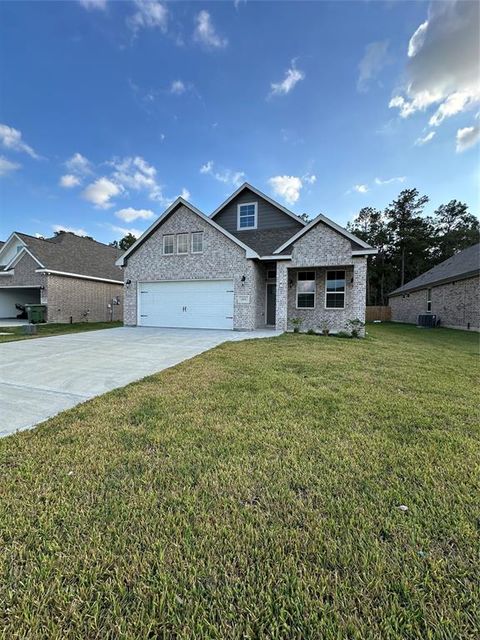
[266,283,276,326]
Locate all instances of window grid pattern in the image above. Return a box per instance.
[297,271,316,308]
[326,270,346,308]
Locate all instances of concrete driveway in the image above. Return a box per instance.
[0,326,279,437]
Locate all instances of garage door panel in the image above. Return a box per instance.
[139,280,234,329]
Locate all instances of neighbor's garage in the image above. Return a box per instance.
[138,280,234,330]
[0,287,41,319]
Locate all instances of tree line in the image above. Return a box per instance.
[347,189,479,306]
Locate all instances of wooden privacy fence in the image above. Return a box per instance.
[366,306,392,322]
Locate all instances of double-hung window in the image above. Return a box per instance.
[297,271,316,308]
[426,288,432,312]
[177,233,189,255]
[191,232,203,254]
[325,270,346,308]
[163,234,174,255]
[237,202,257,230]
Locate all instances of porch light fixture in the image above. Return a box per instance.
[288,278,294,288]
[241,275,246,285]
[126,279,132,285]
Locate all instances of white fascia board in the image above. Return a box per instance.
[352,248,378,255]
[259,255,292,261]
[0,270,14,275]
[272,213,374,254]
[35,269,123,284]
[210,182,307,227]
[0,232,27,264]
[5,247,45,270]
[116,197,260,266]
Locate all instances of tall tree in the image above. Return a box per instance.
[385,189,432,287]
[118,233,137,251]
[432,200,479,262]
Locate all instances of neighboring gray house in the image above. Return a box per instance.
[389,243,480,331]
[116,183,376,334]
[0,231,123,323]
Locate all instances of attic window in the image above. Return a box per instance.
[237,202,257,230]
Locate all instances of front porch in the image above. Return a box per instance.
[271,260,367,334]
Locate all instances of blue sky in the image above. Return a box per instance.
[0,0,478,243]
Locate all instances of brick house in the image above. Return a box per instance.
[117,183,376,334]
[0,231,123,323]
[389,243,480,331]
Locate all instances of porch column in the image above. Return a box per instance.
[352,257,367,335]
[275,261,288,332]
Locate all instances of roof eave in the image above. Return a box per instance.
[389,269,480,297]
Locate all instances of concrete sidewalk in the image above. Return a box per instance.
[0,326,280,437]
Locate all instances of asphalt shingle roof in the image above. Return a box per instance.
[13,232,123,281]
[389,243,480,296]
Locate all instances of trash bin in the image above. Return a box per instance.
[25,304,47,324]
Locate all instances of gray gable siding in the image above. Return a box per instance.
[214,188,304,234]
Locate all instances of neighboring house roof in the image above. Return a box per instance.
[0,241,4,249]
[272,213,375,254]
[389,243,480,297]
[0,231,123,282]
[116,197,260,266]
[210,182,307,227]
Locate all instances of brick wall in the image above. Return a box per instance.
[390,276,480,330]
[45,275,123,323]
[123,205,259,330]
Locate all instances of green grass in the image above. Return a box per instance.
[0,320,122,343]
[0,324,479,639]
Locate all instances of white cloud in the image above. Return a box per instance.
[270,61,305,97]
[109,156,163,201]
[170,80,186,95]
[0,123,39,158]
[82,177,122,209]
[456,126,480,153]
[0,155,20,176]
[52,224,88,236]
[115,207,155,223]
[180,188,190,200]
[194,10,228,49]
[199,160,245,188]
[108,224,143,239]
[357,40,389,92]
[65,152,92,175]
[59,174,81,188]
[128,0,168,35]
[268,175,303,205]
[415,131,436,146]
[354,184,369,194]
[389,2,480,127]
[79,0,107,10]
[374,176,406,186]
[303,173,317,185]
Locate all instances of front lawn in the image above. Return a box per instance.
[1,324,478,638]
[0,320,122,343]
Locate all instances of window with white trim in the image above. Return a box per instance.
[191,232,203,254]
[426,288,432,312]
[325,270,346,308]
[297,271,316,308]
[177,233,189,254]
[237,202,257,230]
[163,234,174,255]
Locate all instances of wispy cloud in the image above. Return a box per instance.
[65,152,92,175]
[194,10,227,49]
[270,60,305,97]
[115,207,155,223]
[200,160,245,188]
[59,174,81,188]
[268,175,303,205]
[456,126,480,153]
[170,80,186,95]
[52,224,88,236]
[127,0,168,36]
[0,123,39,159]
[0,155,20,177]
[79,0,107,10]
[353,184,369,194]
[357,40,390,92]
[414,131,436,146]
[374,176,406,186]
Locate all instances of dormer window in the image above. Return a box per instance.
[237,202,257,230]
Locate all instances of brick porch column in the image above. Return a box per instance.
[275,261,288,332]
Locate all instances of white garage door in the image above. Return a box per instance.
[138,280,234,330]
